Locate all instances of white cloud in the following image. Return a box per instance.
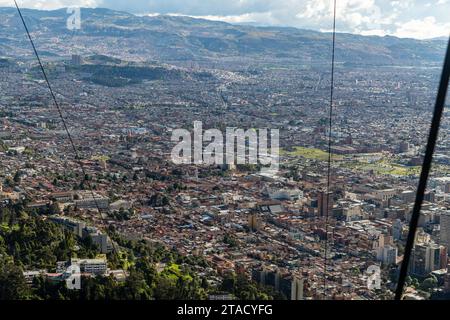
[394,16,450,39]
[359,29,387,37]
[1,0,450,39]
[391,0,413,10]
[167,12,278,25]
[296,0,397,33]
[0,0,99,10]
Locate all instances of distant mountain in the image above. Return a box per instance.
[0,7,447,67]
[431,36,449,41]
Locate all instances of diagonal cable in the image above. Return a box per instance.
[323,0,337,300]
[395,36,450,300]
[13,1,112,239]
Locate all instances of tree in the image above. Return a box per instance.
[122,269,152,300]
[13,171,21,183]
[220,273,274,300]
[0,262,30,300]
[223,234,238,248]
[134,258,157,286]
[4,177,14,188]
[420,276,438,292]
[48,203,60,215]
[153,276,177,300]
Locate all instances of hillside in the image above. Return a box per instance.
[0,7,447,67]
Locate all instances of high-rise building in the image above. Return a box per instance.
[252,268,304,300]
[424,191,435,203]
[445,183,450,194]
[317,191,333,217]
[410,243,447,276]
[377,245,398,266]
[399,142,409,153]
[440,211,450,254]
[445,263,450,293]
[71,54,82,66]
[280,276,304,300]
[248,213,261,231]
[410,244,428,276]
[392,219,403,240]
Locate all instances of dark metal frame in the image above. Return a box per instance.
[395,36,450,300]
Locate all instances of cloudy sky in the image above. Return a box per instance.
[3,0,450,39]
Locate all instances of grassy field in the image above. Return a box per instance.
[282,146,450,177]
[342,161,421,176]
[431,164,450,175]
[91,155,110,162]
[282,146,339,161]
[282,146,425,176]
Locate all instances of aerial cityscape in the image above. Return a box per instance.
[0,2,450,304]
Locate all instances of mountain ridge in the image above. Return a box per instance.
[0,7,447,67]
